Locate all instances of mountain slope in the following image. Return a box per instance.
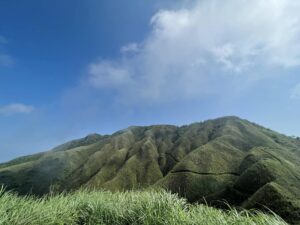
[0,116,300,223]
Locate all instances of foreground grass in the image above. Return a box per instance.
[0,188,287,225]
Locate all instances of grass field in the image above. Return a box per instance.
[0,187,287,225]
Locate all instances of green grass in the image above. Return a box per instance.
[0,187,287,225]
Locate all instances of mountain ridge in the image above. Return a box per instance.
[0,116,300,223]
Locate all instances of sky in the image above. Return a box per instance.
[1,0,300,162]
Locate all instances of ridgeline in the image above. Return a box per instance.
[1,116,300,223]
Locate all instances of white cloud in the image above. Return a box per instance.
[88,60,133,89]
[290,84,300,100]
[0,104,35,116]
[87,0,300,103]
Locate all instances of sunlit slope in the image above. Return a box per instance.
[1,116,300,223]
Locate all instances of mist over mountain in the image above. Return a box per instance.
[0,116,300,223]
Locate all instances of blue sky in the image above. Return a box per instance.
[1,0,300,162]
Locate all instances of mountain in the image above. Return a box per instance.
[0,116,300,223]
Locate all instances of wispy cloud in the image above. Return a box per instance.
[0,35,7,45]
[85,0,300,104]
[120,43,140,54]
[0,54,14,67]
[0,104,35,116]
[88,60,133,89]
[0,35,14,67]
[290,83,300,100]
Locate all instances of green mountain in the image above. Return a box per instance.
[0,116,300,223]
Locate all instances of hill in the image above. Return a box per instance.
[0,116,300,223]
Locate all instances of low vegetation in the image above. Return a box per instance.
[0,188,287,225]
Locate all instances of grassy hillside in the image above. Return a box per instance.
[0,116,300,223]
[0,188,287,225]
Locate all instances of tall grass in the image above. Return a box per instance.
[0,187,287,225]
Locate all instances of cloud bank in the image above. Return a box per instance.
[0,104,35,116]
[86,0,300,103]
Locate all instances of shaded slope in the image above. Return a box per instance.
[0,116,300,223]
